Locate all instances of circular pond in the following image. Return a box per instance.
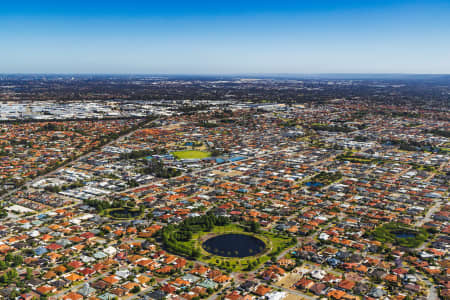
[394,231,417,239]
[202,234,266,258]
[107,207,141,219]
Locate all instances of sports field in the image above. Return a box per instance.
[172,150,211,160]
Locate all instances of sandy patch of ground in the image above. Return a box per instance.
[275,272,303,289]
[282,292,306,300]
[212,170,243,177]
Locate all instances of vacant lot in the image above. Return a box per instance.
[276,272,303,289]
[212,170,243,177]
[283,292,306,300]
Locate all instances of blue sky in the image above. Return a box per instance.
[1,0,450,74]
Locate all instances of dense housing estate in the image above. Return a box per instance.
[0,81,448,300]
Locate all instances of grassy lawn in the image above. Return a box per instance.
[372,222,429,248]
[303,171,343,188]
[337,155,374,164]
[103,207,144,220]
[162,217,295,272]
[185,224,293,272]
[172,150,211,160]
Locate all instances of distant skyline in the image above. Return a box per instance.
[1,0,450,74]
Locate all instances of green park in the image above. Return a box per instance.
[160,215,295,272]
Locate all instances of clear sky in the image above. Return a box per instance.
[1,0,450,74]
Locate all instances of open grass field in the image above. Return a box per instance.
[172,150,211,160]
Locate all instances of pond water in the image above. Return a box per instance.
[394,231,417,239]
[202,234,266,258]
[109,208,141,219]
[305,181,324,187]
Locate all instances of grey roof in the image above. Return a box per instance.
[78,283,96,296]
